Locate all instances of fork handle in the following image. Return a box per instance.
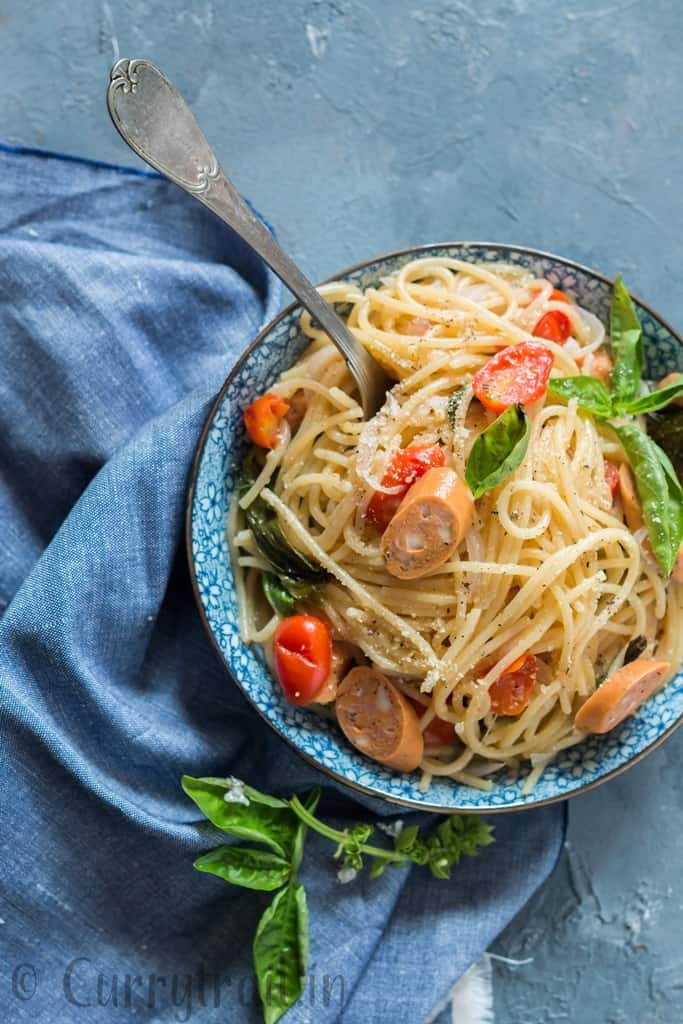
[107,59,389,416]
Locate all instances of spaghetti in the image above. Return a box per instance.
[231,257,683,792]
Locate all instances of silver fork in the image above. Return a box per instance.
[106,58,391,418]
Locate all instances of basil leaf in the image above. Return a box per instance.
[262,574,297,616]
[613,425,683,573]
[369,857,387,879]
[617,376,683,415]
[291,788,320,873]
[465,405,530,499]
[242,484,328,584]
[182,776,298,859]
[194,845,292,891]
[610,276,643,404]
[395,824,419,854]
[547,376,613,418]
[262,574,322,617]
[253,883,308,1024]
[446,388,466,429]
[646,409,683,480]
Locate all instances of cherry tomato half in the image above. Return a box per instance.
[273,615,332,705]
[488,653,537,716]
[527,286,569,306]
[244,392,290,449]
[472,342,554,413]
[533,310,572,346]
[549,288,569,304]
[365,444,445,530]
[604,461,620,500]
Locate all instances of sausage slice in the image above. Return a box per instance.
[588,350,613,386]
[312,642,356,705]
[657,372,683,409]
[618,462,645,534]
[380,467,474,580]
[575,658,670,734]
[335,667,424,771]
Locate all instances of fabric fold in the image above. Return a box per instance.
[0,146,564,1024]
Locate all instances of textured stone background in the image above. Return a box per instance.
[3,1,682,1021]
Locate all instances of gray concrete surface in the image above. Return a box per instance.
[3,1,682,1021]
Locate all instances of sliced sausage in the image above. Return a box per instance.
[380,467,474,580]
[284,388,308,427]
[335,667,424,771]
[587,350,613,386]
[465,400,497,433]
[618,462,645,534]
[575,658,670,734]
[657,372,683,409]
[312,642,356,705]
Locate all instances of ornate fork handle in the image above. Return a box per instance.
[107,59,391,417]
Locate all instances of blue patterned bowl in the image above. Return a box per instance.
[187,243,683,813]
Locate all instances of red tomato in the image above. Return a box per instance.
[528,286,569,305]
[365,444,445,530]
[533,310,572,345]
[244,393,290,449]
[604,461,620,500]
[549,289,569,304]
[472,342,554,413]
[488,653,536,716]
[274,615,332,705]
[409,699,456,747]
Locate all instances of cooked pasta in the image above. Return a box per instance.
[231,257,683,792]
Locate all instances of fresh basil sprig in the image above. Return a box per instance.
[543,278,683,573]
[612,425,683,574]
[182,775,494,1024]
[465,404,530,499]
[548,277,683,418]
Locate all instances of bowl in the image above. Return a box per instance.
[187,242,683,813]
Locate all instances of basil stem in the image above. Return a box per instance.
[291,789,320,874]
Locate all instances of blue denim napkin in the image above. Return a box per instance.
[0,145,566,1024]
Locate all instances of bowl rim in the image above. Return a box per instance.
[186,240,683,814]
